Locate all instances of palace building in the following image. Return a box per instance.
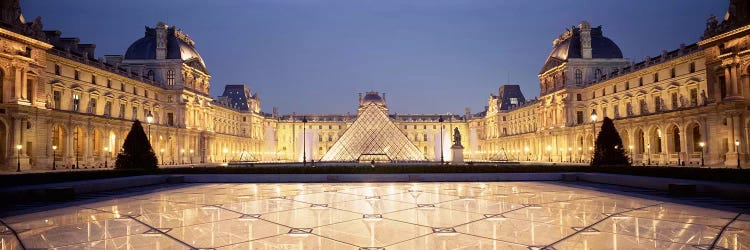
[0,0,748,171]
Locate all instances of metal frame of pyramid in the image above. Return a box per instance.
[321,104,427,162]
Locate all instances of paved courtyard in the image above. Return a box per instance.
[0,181,747,249]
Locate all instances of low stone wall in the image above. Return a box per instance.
[2,172,749,204]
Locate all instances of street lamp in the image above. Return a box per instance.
[591,110,598,147]
[628,145,633,164]
[180,149,185,164]
[524,146,529,161]
[52,145,58,170]
[104,147,109,168]
[146,112,154,142]
[15,144,22,172]
[735,139,741,169]
[160,148,165,165]
[646,144,651,165]
[189,149,194,164]
[698,141,705,167]
[439,116,444,164]
[223,148,228,163]
[302,116,308,166]
[546,145,552,162]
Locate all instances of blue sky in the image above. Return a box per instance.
[22,1,727,115]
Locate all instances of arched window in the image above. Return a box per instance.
[166,70,175,85]
[575,69,582,85]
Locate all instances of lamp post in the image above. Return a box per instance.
[524,146,529,161]
[302,116,308,166]
[180,149,185,164]
[52,145,57,170]
[104,147,108,168]
[647,144,651,165]
[146,112,154,142]
[160,148,164,165]
[546,145,551,162]
[628,145,633,165]
[735,139,741,169]
[439,116,444,164]
[190,149,194,164]
[698,141,705,167]
[223,148,228,163]
[15,144,22,172]
[591,110,598,148]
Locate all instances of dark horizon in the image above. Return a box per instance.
[22,0,727,115]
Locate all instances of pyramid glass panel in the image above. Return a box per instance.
[321,104,427,162]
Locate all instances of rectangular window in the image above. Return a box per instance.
[72,93,80,112]
[625,81,629,90]
[576,94,582,101]
[74,70,80,80]
[53,91,61,109]
[92,75,97,84]
[690,89,698,106]
[670,68,676,78]
[89,98,97,114]
[104,101,112,117]
[132,107,138,120]
[671,93,678,109]
[689,62,696,73]
[613,85,617,93]
[640,99,647,114]
[119,104,125,118]
[107,79,111,88]
[167,113,174,126]
[576,111,583,125]
[639,77,643,86]
[655,97,662,112]
[653,73,659,82]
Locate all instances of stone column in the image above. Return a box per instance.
[13,67,21,101]
[20,71,27,101]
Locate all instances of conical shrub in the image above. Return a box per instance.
[115,120,158,169]
[591,117,630,166]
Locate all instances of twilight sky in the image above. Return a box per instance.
[22,1,726,115]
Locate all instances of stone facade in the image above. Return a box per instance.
[1,1,749,171]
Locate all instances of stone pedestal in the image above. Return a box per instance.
[451,145,464,164]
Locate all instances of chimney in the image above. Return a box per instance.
[578,21,592,59]
[155,22,168,60]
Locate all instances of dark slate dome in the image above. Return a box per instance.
[124,24,208,73]
[541,24,623,73]
[362,92,385,106]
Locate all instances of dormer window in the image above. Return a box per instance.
[167,70,175,85]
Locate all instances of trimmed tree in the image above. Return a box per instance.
[591,117,630,166]
[115,120,158,169]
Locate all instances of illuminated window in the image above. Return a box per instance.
[167,70,175,85]
[72,94,80,112]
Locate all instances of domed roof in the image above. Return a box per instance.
[361,92,385,106]
[540,24,623,73]
[124,24,208,74]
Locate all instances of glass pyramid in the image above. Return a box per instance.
[321,104,427,162]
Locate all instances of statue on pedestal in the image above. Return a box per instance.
[452,127,462,147]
